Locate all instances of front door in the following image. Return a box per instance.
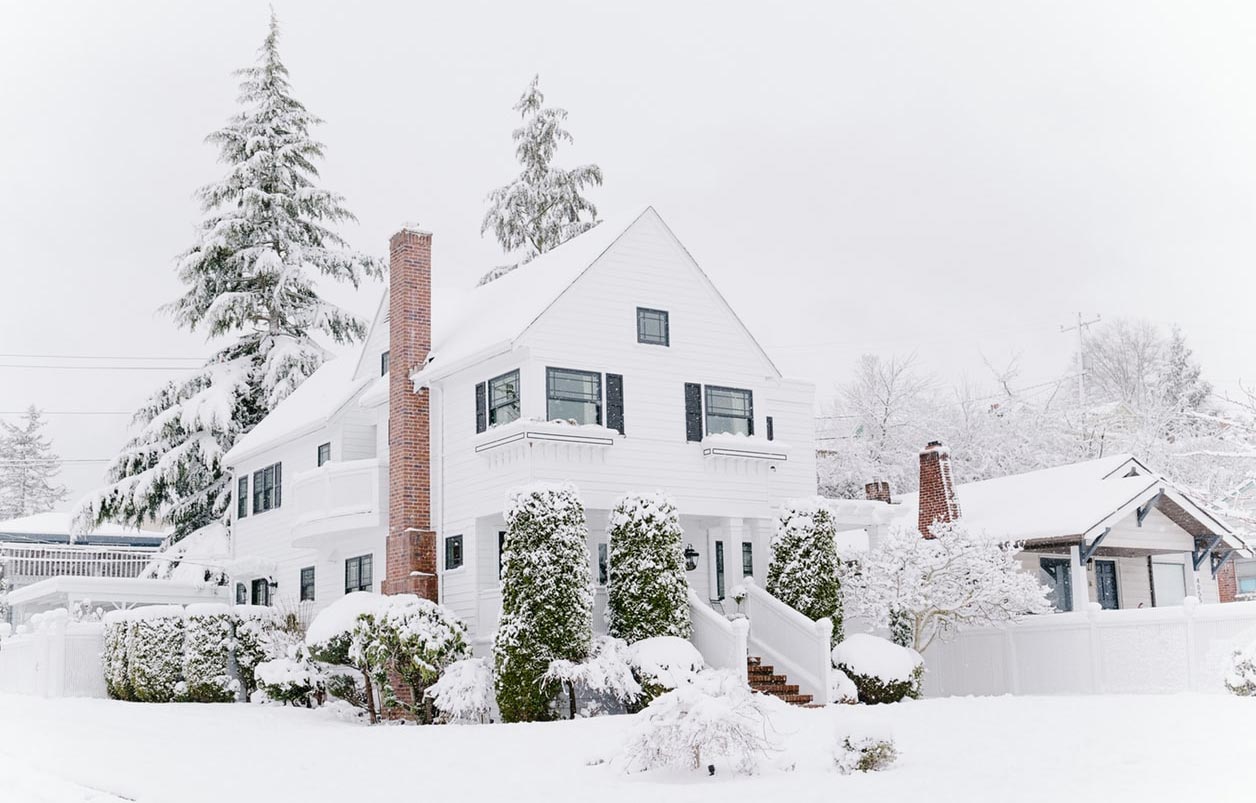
[1095,560,1119,609]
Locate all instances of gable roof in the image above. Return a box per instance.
[892,454,1250,553]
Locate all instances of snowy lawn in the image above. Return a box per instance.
[2,692,1255,802]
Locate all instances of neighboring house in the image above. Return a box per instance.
[0,512,165,594]
[222,208,818,649]
[858,445,1253,611]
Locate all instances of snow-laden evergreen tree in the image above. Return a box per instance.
[842,521,1053,652]
[493,483,594,722]
[606,493,692,645]
[76,13,382,541]
[479,75,603,284]
[0,406,68,520]
[766,499,843,644]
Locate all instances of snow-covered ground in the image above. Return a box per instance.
[2,692,1255,802]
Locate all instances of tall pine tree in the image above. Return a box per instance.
[76,13,382,541]
[0,406,68,520]
[478,75,603,284]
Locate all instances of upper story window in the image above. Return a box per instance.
[705,386,754,436]
[317,442,331,467]
[252,463,282,515]
[547,367,602,425]
[380,351,390,376]
[488,370,521,426]
[636,307,669,346]
[236,475,248,519]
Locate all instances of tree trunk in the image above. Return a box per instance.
[362,669,378,724]
[566,680,577,720]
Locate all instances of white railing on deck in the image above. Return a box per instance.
[0,609,106,698]
[924,597,1256,697]
[741,578,832,703]
[687,589,748,681]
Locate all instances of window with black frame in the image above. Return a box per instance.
[251,463,282,514]
[546,367,601,425]
[488,370,520,426]
[299,567,315,602]
[445,534,464,570]
[705,386,753,436]
[317,442,331,467]
[345,554,373,593]
[636,307,669,346]
[251,578,270,606]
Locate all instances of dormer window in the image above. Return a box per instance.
[636,307,669,346]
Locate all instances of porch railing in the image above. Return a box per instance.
[687,589,748,680]
[741,577,832,702]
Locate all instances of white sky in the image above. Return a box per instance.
[2,1,1255,505]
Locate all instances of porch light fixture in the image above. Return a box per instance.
[683,544,700,572]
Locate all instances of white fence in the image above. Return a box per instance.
[688,589,749,680]
[923,597,1256,697]
[0,610,106,698]
[740,578,832,701]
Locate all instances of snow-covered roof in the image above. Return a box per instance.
[414,207,654,383]
[893,454,1246,549]
[0,512,167,545]
[223,356,371,465]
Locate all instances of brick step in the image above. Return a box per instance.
[748,673,788,685]
[747,664,776,676]
[779,693,814,705]
[750,683,800,695]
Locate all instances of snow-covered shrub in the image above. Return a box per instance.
[358,594,470,722]
[180,603,236,702]
[767,499,843,644]
[832,634,923,704]
[102,610,135,701]
[546,634,642,716]
[617,670,775,775]
[629,635,705,705]
[126,606,185,703]
[233,605,282,699]
[255,643,325,707]
[306,592,389,723]
[493,483,594,722]
[606,493,691,644]
[829,667,858,705]
[834,732,898,774]
[842,521,1052,652]
[428,657,495,724]
[1225,642,1256,696]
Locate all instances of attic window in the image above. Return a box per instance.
[637,308,669,346]
[1124,468,1140,478]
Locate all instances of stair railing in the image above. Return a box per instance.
[740,577,832,703]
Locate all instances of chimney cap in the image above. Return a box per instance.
[394,223,433,237]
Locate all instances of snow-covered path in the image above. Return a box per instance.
[1,692,1254,802]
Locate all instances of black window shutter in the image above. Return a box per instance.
[475,382,487,433]
[747,392,755,436]
[274,463,282,508]
[766,416,774,441]
[684,383,703,441]
[606,373,624,435]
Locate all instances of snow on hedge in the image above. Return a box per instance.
[629,636,705,690]
[832,634,924,704]
[427,657,495,724]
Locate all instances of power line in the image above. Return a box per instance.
[0,352,204,362]
[0,410,132,416]
[0,363,199,371]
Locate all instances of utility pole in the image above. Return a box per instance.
[1061,313,1101,409]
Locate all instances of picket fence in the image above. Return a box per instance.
[922,597,1256,697]
[0,609,107,698]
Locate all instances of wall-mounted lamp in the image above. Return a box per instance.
[683,544,700,572]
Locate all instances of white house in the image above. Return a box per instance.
[859,444,1253,611]
[222,208,826,690]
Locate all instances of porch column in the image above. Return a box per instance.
[1070,544,1088,612]
[728,519,745,582]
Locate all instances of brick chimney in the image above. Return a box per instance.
[917,440,961,537]
[865,480,892,504]
[382,226,438,601]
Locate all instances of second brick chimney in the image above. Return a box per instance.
[383,226,438,601]
[865,480,892,504]
[917,440,961,537]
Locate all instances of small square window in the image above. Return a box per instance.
[380,351,390,376]
[317,442,331,467]
[300,567,315,602]
[598,543,608,586]
[636,307,669,346]
[445,534,464,571]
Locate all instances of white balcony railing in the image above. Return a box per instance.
[289,458,387,545]
[741,577,832,703]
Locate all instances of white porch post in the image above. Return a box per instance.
[1070,544,1089,612]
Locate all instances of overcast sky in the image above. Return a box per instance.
[3,1,1256,506]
